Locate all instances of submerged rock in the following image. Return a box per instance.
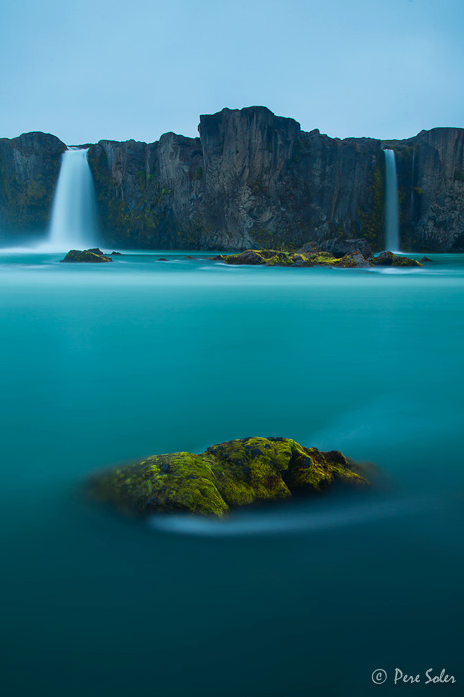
[61,248,112,263]
[374,251,422,267]
[86,437,369,518]
[420,256,434,262]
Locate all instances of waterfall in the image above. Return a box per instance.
[383,149,400,252]
[410,151,415,214]
[46,147,99,251]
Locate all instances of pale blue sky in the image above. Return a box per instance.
[1,0,463,144]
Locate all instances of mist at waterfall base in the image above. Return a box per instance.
[0,253,463,697]
[384,149,400,252]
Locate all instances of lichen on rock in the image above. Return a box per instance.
[87,437,370,518]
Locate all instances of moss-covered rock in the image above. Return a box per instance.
[61,248,112,263]
[333,252,373,268]
[217,248,373,268]
[87,437,370,518]
[218,248,422,270]
[220,249,317,266]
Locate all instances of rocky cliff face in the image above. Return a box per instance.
[1,108,463,251]
[0,132,66,242]
[389,128,464,251]
[87,107,384,250]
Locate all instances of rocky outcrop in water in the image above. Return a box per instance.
[86,437,369,518]
[374,251,422,267]
[1,108,463,251]
[215,247,421,268]
[61,248,112,263]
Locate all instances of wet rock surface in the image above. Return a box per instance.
[61,248,112,263]
[375,251,422,267]
[87,437,370,518]
[214,247,422,268]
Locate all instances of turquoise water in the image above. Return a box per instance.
[1,251,463,696]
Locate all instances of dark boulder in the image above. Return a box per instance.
[61,249,112,263]
[375,251,422,267]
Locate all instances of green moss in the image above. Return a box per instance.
[193,166,203,181]
[221,249,379,268]
[306,252,340,265]
[87,437,369,518]
[89,452,228,517]
[222,249,348,267]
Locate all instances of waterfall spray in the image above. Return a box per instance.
[46,148,99,251]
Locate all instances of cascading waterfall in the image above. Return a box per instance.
[46,147,99,251]
[383,149,400,252]
[410,151,415,214]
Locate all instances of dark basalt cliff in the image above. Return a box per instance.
[0,132,66,242]
[1,107,463,251]
[387,128,464,252]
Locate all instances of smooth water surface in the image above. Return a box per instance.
[1,252,463,696]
